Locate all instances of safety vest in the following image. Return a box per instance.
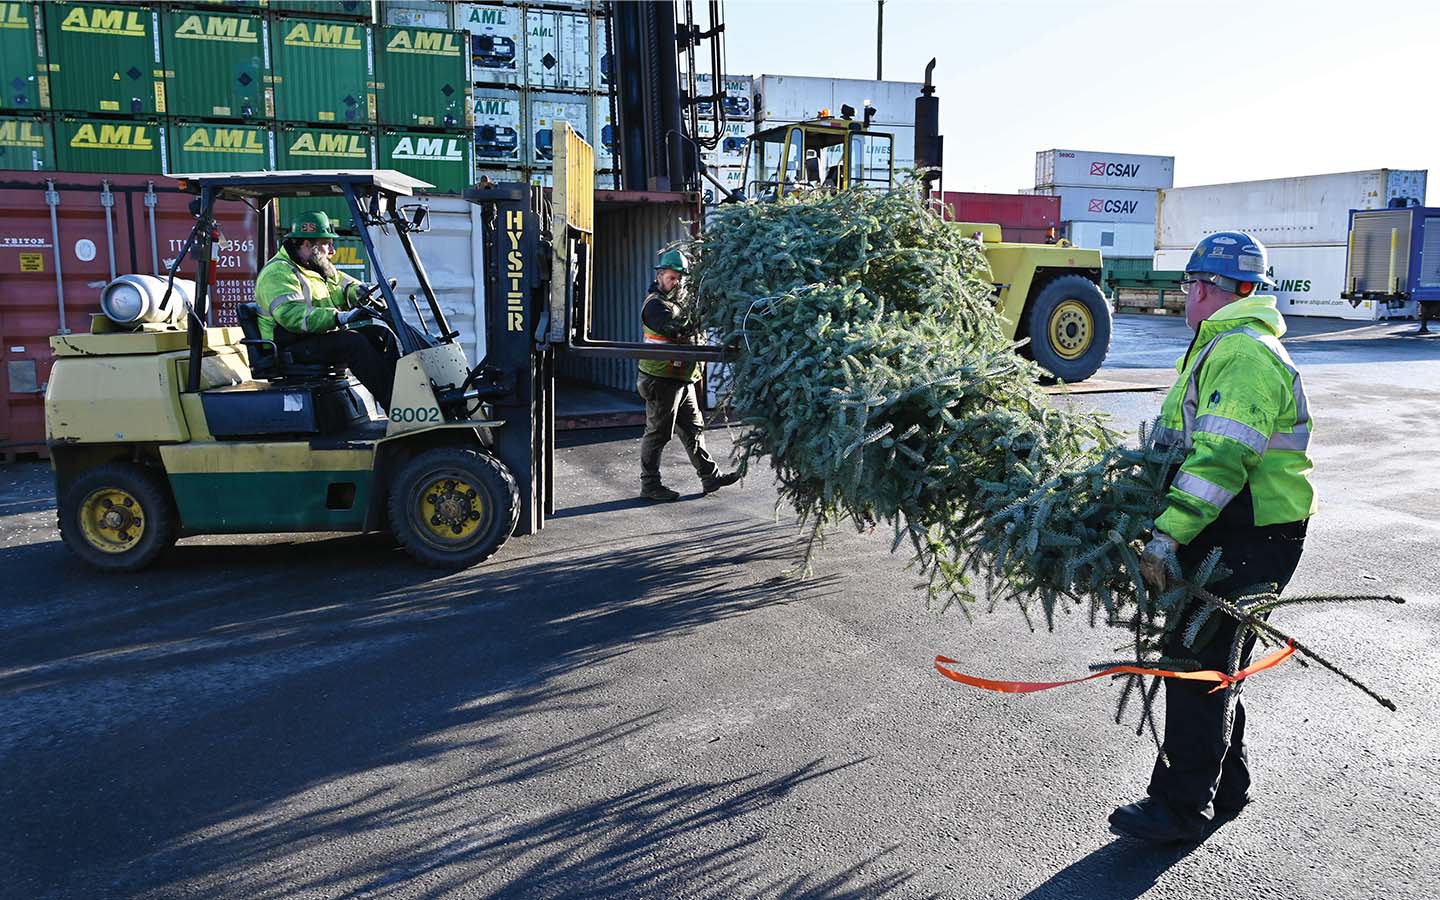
[638,290,701,382]
[1152,296,1317,544]
[253,249,360,340]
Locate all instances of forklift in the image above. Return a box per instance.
[733,63,1113,382]
[44,156,590,572]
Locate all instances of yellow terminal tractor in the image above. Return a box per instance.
[734,60,1112,382]
[45,166,575,572]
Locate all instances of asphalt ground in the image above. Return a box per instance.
[1,314,1437,899]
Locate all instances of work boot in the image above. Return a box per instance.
[640,483,681,502]
[1212,791,1253,818]
[1108,798,1209,843]
[701,471,741,494]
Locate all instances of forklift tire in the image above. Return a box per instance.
[1025,274,1112,383]
[58,462,179,572]
[389,447,520,569]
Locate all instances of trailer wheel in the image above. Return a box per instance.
[1026,274,1112,382]
[389,447,519,569]
[59,462,178,572]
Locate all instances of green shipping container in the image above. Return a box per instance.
[43,2,166,116]
[54,116,167,173]
[270,1,374,20]
[169,121,273,173]
[378,128,471,194]
[161,9,270,120]
[375,25,467,130]
[271,16,374,125]
[277,124,376,279]
[1,2,49,111]
[0,114,54,170]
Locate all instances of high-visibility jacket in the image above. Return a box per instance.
[639,281,701,382]
[253,248,363,340]
[1153,295,1317,544]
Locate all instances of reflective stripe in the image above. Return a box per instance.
[642,330,673,344]
[259,291,302,317]
[281,257,316,333]
[1266,427,1311,452]
[1176,326,1312,456]
[1173,471,1237,508]
[1152,424,1184,449]
[1194,414,1269,456]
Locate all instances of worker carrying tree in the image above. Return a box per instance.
[253,211,399,410]
[1111,232,1318,843]
[636,248,741,502]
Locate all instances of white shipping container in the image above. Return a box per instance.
[473,88,524,165]
[592,93,614,168]
[595,16,611,90]
[459,3,523,86]
[370,196,488,363]
[1036,149,1175,191]
[1157,169,1428,250]
[701,165,744,206]
[1067,221,1156,259]
[756,75,920,126]
[698,119,750,167]
[528,93,590,167]
[1038,186,1158,224]
[384,2,453,29]
[1154,244,1391,321]
[526,9,592,91]
[695,73,754,122]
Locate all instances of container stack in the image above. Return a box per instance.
[445,1,615,190]
[694,72,754,203]
[1155,169,1428,321]
[1033,149,1176,303]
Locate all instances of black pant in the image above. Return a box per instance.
[637,372,720,487]
[1147,519,1307,818]
[279,325,398,411]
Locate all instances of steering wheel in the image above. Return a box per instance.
[353,278,398,315]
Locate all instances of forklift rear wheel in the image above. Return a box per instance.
[1025,274,1112,382]
[389,448,520,569]
[59,462,179,572]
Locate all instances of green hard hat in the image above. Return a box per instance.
[285,210,340,240]
[655,248,689,274]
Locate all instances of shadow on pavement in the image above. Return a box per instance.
[1,520,922,897]
[1021,834,1206,900]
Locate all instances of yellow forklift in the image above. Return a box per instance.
[44,156,590,571]
[733,62,1112,382]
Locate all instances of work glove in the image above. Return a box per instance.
[336,307,366,326]
[1140,531,1180,591]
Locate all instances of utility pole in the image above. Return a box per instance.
[876,0,884,80]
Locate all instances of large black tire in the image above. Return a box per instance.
[1025,274,1113,382]
[388,447,519,569]
[58,462,179,572]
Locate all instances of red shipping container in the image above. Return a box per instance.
[0,172,258,453]
[938,191,1060,229]
[1002,226,1055,244]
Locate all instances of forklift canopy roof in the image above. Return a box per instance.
[166,169,435,202]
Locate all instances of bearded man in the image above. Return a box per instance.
[253,211,398,410]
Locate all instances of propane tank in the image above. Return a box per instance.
[99,274,195,326]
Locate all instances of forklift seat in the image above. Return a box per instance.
[237,302,345,380]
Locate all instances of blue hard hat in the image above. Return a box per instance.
[1186,232,1275,288]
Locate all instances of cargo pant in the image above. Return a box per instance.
[637,372,721,488]
[1148,516,1308,818]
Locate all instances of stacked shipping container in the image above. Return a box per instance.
[1034,148,1177,302]
[445,1,616,189]
[1155,169,1428,320]
[937,191,1059,244]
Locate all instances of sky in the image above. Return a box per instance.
[717,0,1434,196]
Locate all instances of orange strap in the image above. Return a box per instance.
[934,641,1295,696]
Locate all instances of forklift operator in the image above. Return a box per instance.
[254,211,399,411]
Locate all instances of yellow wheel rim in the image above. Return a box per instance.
[79,487,146,554]
[416,474,487,543]
[1048,299,1094,361]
